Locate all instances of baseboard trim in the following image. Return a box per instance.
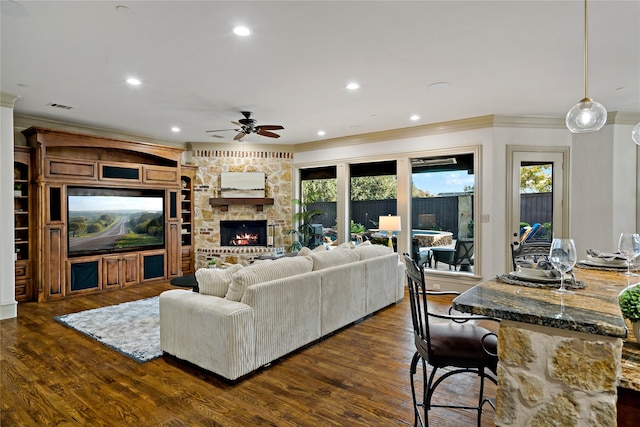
[1,300,18,320]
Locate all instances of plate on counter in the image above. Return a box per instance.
[581,258,628,268]
[509,271,563,283]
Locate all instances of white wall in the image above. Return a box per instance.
[571,120,638,259]
[1,93,19,320]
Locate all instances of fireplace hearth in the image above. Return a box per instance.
[220,220,268,247]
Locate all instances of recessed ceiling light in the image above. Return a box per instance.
[317,131,326,136]
[126,77,141,86]
[346,82,360,90]
[427,81,451,91]
[410,115,420,121]
[171,127,180,133]
[233,26,251,36]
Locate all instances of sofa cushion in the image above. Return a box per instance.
[196,264,243,297]
[309,247,359,270]
[297,247,312,257]
[353,244,393,260]
[225,256,314,301]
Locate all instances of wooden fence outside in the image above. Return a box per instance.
[307,192,551,237]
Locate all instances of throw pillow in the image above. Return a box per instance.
[196,264,243,297]
[353,244,392,260]
[297,247,312,257]
[225,256,314,301]
[337,242,353,250]
[309,246,359,271]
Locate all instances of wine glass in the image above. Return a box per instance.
[549,238,577,294]
[617,233,640,276]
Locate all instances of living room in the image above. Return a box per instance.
[1,1,640,425]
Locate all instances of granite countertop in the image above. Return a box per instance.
[452,267,629,337]
[453,267,639,391]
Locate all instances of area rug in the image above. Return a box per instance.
[55,296,161,363]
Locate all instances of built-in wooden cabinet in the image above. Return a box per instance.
[21,127,185,301]
[180,165,196,275]
[14,146,32,301]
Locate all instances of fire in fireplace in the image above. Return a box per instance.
[220,220,268,247]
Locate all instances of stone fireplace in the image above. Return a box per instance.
[190,147,293,267]
[220,220,267,247]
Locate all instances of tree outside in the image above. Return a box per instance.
[520,165,552,193]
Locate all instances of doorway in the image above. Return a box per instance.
[506,146,569,268]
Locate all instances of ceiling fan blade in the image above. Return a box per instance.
[256,125,284,131]
[209,134,224,138]
[257,129,281,138]
[206,128,236,132]
[231,121,242,126]
[234,132,246,141]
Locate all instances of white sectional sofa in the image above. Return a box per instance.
[159,243,405,380]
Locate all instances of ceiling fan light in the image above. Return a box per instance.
[632,122,640,145]
[565,98,607,133]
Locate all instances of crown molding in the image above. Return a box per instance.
[293,115,496,152]
[492,115,565,128]
[607,111,640,125]
[1,92,21,108]
[13,114,181,147]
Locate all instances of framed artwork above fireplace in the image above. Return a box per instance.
[220,172,265,198]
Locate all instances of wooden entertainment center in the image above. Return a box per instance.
[16,127,193,301]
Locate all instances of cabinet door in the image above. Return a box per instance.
[122,253,139,286]
[103,256,121,288]
[46,227,64,298]
[167,222,181,278]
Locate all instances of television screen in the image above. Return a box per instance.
[67,187,165,256]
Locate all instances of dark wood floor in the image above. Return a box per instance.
[1,282,496,426]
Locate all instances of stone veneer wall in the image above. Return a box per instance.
[189,148,294,268]
[496,321,623,427]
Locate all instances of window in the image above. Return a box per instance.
[299,166,337,248]
[411,153,475,274]
[350,161,397,246]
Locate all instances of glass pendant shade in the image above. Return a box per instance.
[565,98,607,133]
[632,122,640,145]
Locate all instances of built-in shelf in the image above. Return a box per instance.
[209,197,275,212]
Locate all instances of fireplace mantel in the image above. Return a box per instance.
[209,197,274,212]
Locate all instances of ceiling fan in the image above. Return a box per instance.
[206,111,284,140]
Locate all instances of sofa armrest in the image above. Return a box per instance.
[159,289,255,381]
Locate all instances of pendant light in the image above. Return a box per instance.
[633,123,640,145]
[566,0,607,133]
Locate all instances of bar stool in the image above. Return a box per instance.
[403,253,498,426]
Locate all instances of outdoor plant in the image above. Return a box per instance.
[619,285,640,323]
[350,220,365,234]
[287,199,325,251]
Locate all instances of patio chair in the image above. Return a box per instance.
[510,241,551,270]
[431,239,474,271]
[411,238,432,268]
[403,254,498,427]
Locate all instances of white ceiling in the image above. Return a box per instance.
[2,0,639,146]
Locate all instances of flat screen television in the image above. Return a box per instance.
[67,187,165,257]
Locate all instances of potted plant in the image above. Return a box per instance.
[286,199,325,252]
[208,259,217,269]
[14,183,22,197]
[619,284,640,342]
